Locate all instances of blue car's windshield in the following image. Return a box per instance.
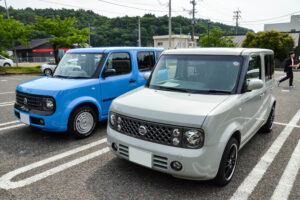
[149,55,242,94]
[54,53,104,78]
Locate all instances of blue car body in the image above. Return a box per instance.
[14,47,163,132]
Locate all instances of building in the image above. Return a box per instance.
[153,35,199,49]
[264,15,300,32]
[14,39,69,63]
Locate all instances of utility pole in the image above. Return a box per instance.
[88,23,91,47]
[3,0,10,18]
[233,9,241,35]
[138,17,141,47]
[190,0,196,47]
[207,20,211,47]
[168,0,172,48]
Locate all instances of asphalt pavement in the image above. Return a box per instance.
[0,72,299,200]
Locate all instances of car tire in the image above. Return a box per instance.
[213,137,239,186]
[44,69,52,76]
[260,104,275,133]
[4,63,11,67]
[68,106,97,139]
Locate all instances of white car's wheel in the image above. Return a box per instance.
[44,69,52,76]
[3,63,11,67]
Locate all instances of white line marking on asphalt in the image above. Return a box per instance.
[230,110,300,200]
[0,124,25,132]
[281,90,290,92]
[271,139,300,200]
[0,92,14,95]
[0,138,108,189]
[0,101,15,107]
[0,80,7,82]
[274,122,300,129]
[0,120,19,127]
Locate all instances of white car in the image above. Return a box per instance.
[0,55,14,66]
[107,48,276,186]
[41,63,57,75]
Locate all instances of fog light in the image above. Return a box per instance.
[171,161,182,171]
[173,129,181,137]
[112,143,118,151]
[40,119,45,125]
[117,124,122,131]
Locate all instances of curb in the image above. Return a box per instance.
[0,72,43,76]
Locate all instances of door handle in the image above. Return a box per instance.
[129,79,136,83]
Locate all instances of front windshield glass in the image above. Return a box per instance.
[53,53,103,78]
[149,55,242,94]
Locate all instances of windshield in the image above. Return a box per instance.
[149,55,242,94]
[53,53,103,78]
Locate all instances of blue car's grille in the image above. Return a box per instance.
[16,91,43,111]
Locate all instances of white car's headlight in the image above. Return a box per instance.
[184,129,205,148]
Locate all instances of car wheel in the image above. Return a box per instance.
[44,69,52,76]
[213,137,238,186]
[4,63,11,67]
[260,104,275,133]
[68,106,97,139]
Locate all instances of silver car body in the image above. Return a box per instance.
[40,63,57,75]
[0,55,14,66]
[107,48,276,180]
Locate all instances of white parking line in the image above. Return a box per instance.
[274,122,300,129]
[0,92,14,95]
[0,80,7,82]
[0,120,19,127]
[0,124,25,132]
[0,138,108,190]
[271,139,300,200]
[230,110,300,200]
[0,101,15,107]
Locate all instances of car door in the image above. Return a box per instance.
[136,51,157,87]
[100,52,136,116]
[240,54,266,141]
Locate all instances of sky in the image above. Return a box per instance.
[2,0,300,32]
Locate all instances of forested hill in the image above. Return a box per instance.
[0,6,252,47]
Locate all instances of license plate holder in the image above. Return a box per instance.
[20,113,30,125]
[129,147,152,168]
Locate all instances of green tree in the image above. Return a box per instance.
[242,31,294,61]
[0,15,32,66]
[34,15,90,64]
[199,26,237,47]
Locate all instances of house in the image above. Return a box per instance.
[153,35,199,49]
[14,39,69,63]
[264,15,300,32]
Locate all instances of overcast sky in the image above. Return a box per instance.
[2,0,300,32]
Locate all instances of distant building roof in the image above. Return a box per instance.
[153,35,199,40]
[15,39,49,50]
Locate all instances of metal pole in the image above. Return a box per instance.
[191,0,195,47]
[88,23,91,47]
[138,17,141,47]
[168,0,172,49]
[207,20,210,47]
[4,0,9,19]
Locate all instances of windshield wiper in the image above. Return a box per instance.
[53,75,69,78]
[205,90,232,94]
[155,86,202,93]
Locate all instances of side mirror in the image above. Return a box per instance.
[144,72,151,80]
[102,68,116,78]
[247,79,264,91]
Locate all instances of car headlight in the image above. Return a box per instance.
[43,97,55,111]
[110,112,116,127]
[184,129,205,148]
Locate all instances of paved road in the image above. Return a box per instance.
[0,73,299,200]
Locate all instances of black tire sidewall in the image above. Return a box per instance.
[44,69,52,76]
[214,137,238,186]
[4,63,11,67]
[69,106,97,139]
[261,105,275,133]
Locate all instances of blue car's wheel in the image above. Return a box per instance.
[69,106,97,139]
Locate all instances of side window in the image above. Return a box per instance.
[264,54,274,81]
[271,55,275,78]
[155,51,162,59]
[137,51,155,71]
[104,52,131,76]
[247,55,261,80]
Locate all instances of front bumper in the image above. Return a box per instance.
[14,106,68,132]
[107,126,224,180]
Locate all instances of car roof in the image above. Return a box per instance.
[67,47,164,54]
[163,48,274,56]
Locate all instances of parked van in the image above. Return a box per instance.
[107,48,276,186]
[14,47,163,138]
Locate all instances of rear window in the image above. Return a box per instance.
[137,51,155,72]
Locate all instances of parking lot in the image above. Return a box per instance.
[0,72,299,200]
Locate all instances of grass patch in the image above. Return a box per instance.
[0,66,41,74]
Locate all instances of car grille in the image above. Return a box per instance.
[16,91,43,111]
[119,115,173,146]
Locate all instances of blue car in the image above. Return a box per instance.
[14,47,163,138]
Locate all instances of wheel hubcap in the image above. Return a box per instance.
[75,112,94,134]
[224,144,238,181]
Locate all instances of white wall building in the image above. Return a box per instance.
[153,35,199,49]
[264,15,300,32]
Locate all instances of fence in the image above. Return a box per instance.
[16,57,54,63]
